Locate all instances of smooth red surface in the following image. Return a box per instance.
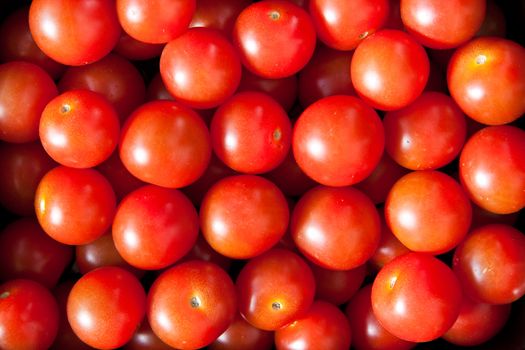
[310,262,366,305]
[208,312,274,350]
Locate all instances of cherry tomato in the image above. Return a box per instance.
[293,95,384,187]
[233,0,317,78]
[147,260,237,349]
[371,252,463,342]
[119,100,212,188]
[0,279,60,350]
[209,312,274,350]
[123,319,173,350]
[236,248,315,331]
[291,185,381,270]
[113,31,165,61]
[275,300,352,350]
[200,175,289,259]
[190,0,251,37]
[67,266,146,349]
[112,185,199,270]
[39,89,120,168]
[35,166,116,245]
[350,29,429,111]
[309,262,367,305]
[447,36,525,125]
[29,0,121,65]
[453,224,525,304]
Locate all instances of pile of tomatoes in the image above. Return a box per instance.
[0,0,524,349]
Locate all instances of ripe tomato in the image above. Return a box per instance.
[113,31,164,61]
[233,0,317,78]
[292,95,384,187]
[190,0,251,37]
[459,125,525,214]
[119,100,212,188]
[160,27,241,109]
[116,0,195,44]
[200,175,289,259]
[211,91,292,174]
[291,185,381,270]
[275,300,352,350]
[29,0,121,65]
[34,166,116,245]
[0,279,60,350]
[67,266,146,349]
[39,90,120,168]
[350,29,429,111]
[309,0,390,50]
[208,312,274,350]
[453,224,525,304]
[112,185,199,270]
[123,319,174,350]
[236,248,316,331]
[309,262,367,305]
[147,260,237,349]
[447,36,525,125]
[371,252,463,342]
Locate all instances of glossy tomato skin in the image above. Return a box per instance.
[401,0,486,49]
[459,125,525,214]
[383,91,467,170]
[0,279,60,350]
[40,90,120,168]
[116,0,195,44]
[0,141,57,216]
[233,0,317,78]
[29,0,121,65]
[160,27,242,109]
[35,166,116,245]
[309,0,390,50]
[447,36,525,125]
[236,248,316,331]
[293,95,384,187]
[119,100,212,188]
[0,61,58,143]
[291,185,381,270]
[385,170,472,255]
[275,300,352,350]
[0,218,73,289]
[68,266,146,349]
[211,91,292,174]
[371,252,463,342]
[112,185,199,270]
[147,260,237,349]
[453,224,525,305]
[351,29,429,111]
[200,175,289,259]
[208,312,274,350]
[345,284,416,350]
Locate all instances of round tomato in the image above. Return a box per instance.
[208,312,274,350]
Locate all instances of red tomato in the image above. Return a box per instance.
[385,170,472,254]
[123,319,174,350]
[233,0,317,78]
[67,266,146,349]
[293,95,384,187]
[0,218,73,289]
[447,36,525,125]
[459,125,525,214]
[0,279,60,350]
[0,61,58,143]
[211,91,292,174]
[275,300,352,350]
[112,185,199,270]
[160,27,242,109]
[383,91,467,170]
[291,185,381,270]
[309,262,367,305]
[39,90,120,168]
[401,0,486,49]
[35,166,116,245]
[29,0,121,65]
[309,0,390,50]
[147,260,237,349]
[236,248,316,331]
[371,252,463,342]
[453,224,525,304]
[119,100,212,188]
[209,312,274,350]
[181,234,233,272]
[190,0,251,37]
[351,29,429,111]
[113,31,165,61]
[200,175,289,259]
[116,0,195,44]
